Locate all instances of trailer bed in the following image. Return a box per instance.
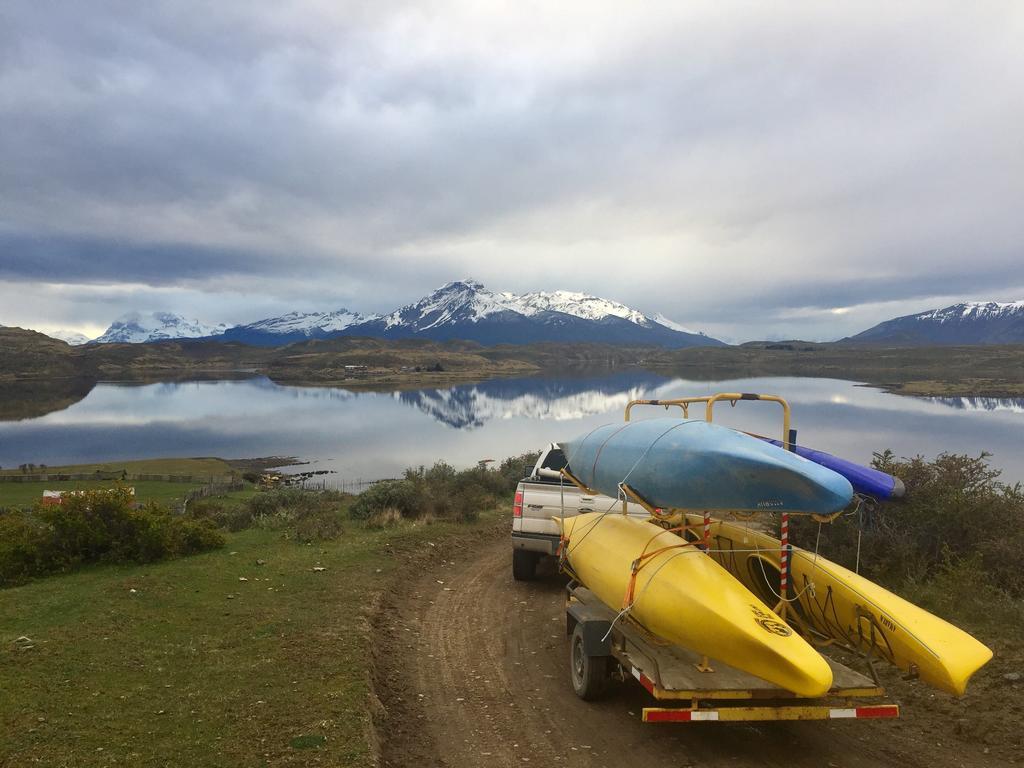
[567,585,900,723]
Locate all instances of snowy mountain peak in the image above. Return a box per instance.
[918,301,1024,322]
[46,329,92,345]
[360,280,724,346]
[509,290,653,326]
[382,279,513,330]
[241,308,376,335]
[653,313,699,335]
[382,281,661,330]
[439,278,486,292]
[848,299,1024,345]
[93,312,228,344]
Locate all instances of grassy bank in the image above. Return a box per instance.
[0,507,503,767]
[0,457,236,478]
[644,342,1024,397]
[6,326,1024,423]
[0,458,248,509]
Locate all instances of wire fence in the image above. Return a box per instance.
[290,476,396,492]
[0,472,237,484]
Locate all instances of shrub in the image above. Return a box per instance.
[237,488,349,541]
[290,509,346,542]
[351,452,540,524]
[166,515,228,555]
[364,507,404,530]
[186,499,254,533]
[0,510,48,584]
[794,451,1024,598]
[350,479,422,520]
[0,487,224,586]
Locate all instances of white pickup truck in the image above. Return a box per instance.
[510,444,647,580]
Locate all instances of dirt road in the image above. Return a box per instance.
[375,538,1013,768]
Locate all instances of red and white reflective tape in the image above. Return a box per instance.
[703,511,711,548]
[631,666,656,695]
[779,512,790,595]
[829,705,900,719]
[645,709,719,722]
[642,704,899,723]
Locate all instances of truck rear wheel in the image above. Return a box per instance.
[512,549,539,581]
[569,623,609,700]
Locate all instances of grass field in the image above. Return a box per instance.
[0,480,211,508]
[0,457,236,478]
[0,458,245,509]
[0,507,502,767]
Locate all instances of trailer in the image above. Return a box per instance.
[566,583,900,723]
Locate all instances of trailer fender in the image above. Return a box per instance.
[566,602,613,656]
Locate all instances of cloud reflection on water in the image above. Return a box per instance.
[1,373,1021,484]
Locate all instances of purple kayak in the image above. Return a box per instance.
[757,438,905,501]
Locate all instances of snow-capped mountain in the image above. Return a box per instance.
[92,312,228,344]
[88,280,725,348]
[846,301,1024,345]
[220,309,378,346]
[46,329,92,345]
[652,313,698,335]
[347,279,725,347]
[376,279,519,331]
[508,290,651,325]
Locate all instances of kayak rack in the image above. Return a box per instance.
[621,392,810,623]
[567,584,899,724]
[625,392,794,449]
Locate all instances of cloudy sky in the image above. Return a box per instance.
[1,1,1022,342]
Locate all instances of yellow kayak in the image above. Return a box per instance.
[687,515,993,696]
[558,513,834,697]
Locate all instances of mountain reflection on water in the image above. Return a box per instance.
[0,373,1022,484]
[395,371,671,428]
[928,396,1024,414]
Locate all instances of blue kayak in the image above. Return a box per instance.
[756,438,905,501]
[562,418,853,514]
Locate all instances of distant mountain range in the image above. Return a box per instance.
[23,290,1024,349]
[93,312,228,344]
[81,280,726,348]
[845,301,1024,345]
[219,309,373,345]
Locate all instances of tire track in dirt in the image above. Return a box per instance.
[376,538,994,768]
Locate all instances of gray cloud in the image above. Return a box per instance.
[1,2,1022,340]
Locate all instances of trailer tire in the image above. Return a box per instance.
[569,623,609,700]
[512,549,539,581]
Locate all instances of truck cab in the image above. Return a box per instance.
[511,444,647,580]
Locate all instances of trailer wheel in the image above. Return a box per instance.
[512,549,539,581]
[569,623,608,700]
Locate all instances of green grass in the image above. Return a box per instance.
[0,508,502,767]
[0,458,249,509]
[0,457,235,477]
[0,480,219,508]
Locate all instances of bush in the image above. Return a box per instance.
[0,510,49,584]
[348,452,540,524]
[364,507,404,530]
[793,451,1024,598]
[234,488,349,541]
[166,515,227,555]
[186,499,254,533]
[350,479,422,520]
[0,487,224,586]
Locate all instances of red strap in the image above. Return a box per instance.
[621,528,698,608]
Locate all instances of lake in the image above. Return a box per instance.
[1,373,1023,484]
